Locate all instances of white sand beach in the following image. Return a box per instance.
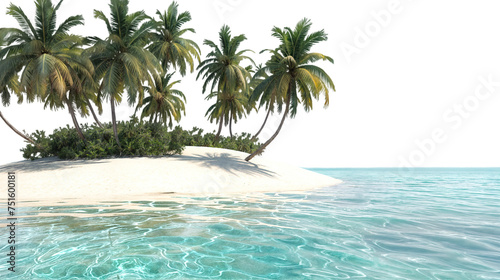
[0,146,341,204]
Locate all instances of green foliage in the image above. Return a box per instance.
[21,130,51,160]
[136,73,186,128]
[149,1,201,75]
[168,126,259,152]
[197,25,254,133]
[21,118,260,160]
[250,18,335,117]
[0,0,92,102]
[88,0,161,147]
[244,18,335,161]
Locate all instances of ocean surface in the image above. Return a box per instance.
[1,168,499,279]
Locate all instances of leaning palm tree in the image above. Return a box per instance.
[149,1,201,75]
[245,18,335,161]
[136,72,186,128]
[89,0,160,147]
[196,25,253,140]
[0,0,94,141]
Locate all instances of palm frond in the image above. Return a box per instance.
[6,3,37,39]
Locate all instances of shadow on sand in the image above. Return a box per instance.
[0,157,107,173]
[175,152,276,177]
[0,152,277,178]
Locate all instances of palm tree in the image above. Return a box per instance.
[0,0,94,141]
[136,73,186,128]
[89,0,160,147]
[196,25,253,140]
[205,88,249,138]
[245,18,335,161]
[149,1,201,75]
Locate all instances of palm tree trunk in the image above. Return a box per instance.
[214,115,223,142]
[229,114,233,138]
[110,95,121,148]
[85,94,103,128]
[66,98,86,141]
[154,112,158,124]
[0,110,37,145]
[251,106,271,141]
[245,94,290,162]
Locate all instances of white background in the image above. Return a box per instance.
[1,0,499,167]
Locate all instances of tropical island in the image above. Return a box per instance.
[0,0,339,199]
[1,2,498,279]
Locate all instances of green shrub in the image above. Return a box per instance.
[21,130,52,160]
[21,118,261,160]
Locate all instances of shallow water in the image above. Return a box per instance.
[1,168,499,279]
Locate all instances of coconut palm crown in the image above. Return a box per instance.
[149,1,201,75]
[136,72,186,128]
[0,0,94,140]
[196,25,253,95]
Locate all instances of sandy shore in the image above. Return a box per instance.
[0,146,341,204]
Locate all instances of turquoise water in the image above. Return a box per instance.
[1,168,499,279]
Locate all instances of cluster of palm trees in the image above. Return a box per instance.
[0,0,335,162]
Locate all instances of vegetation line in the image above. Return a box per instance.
[21,119,261,160]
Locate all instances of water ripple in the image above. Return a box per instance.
[1,168,499,279]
